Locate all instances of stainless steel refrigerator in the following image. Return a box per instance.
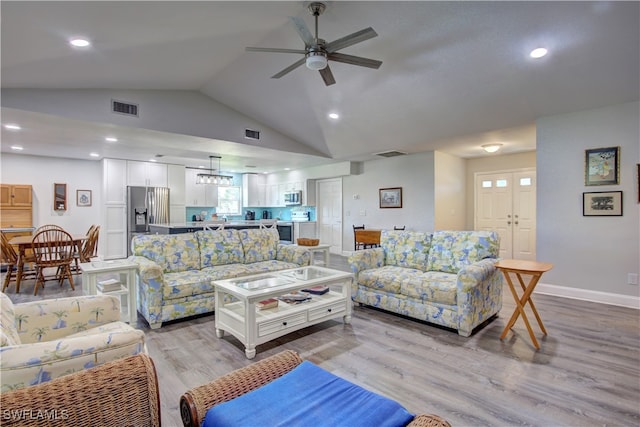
[127,186,170,255]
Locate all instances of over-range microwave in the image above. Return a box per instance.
[284,191,302,205]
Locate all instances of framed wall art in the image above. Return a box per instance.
[585,146,620,186]
[379,187,402,208]
[583,191,622,216]
[76,190,92,207]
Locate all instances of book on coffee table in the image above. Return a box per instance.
[302,285,329,295]
[256,298,279,310]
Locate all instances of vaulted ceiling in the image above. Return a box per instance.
[2,1,638,173]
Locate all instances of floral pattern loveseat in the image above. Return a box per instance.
[348,230,502,336]
[129,228,311,329]
[0,293,145,392]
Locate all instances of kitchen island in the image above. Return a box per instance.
[149,221,294,243]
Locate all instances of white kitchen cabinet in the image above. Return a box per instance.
[127,161,168,187]
[185,168,218,207]
[266,183,283,207]
[242,174,265,207]
[304,179,316,206]
[101,159,127,259]
[168,164,186,223]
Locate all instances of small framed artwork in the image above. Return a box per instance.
[583,191,622,216]
[585,146,620,186]
[76,190,92,207]
[379,187,402,208]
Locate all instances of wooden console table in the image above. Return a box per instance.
[495,259,553,349]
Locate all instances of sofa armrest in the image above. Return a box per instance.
[456,258,503,337]
[277,244,311,266]
[180,349,303,427]
[128,255,164,283]
[347,248,385,277]
[1,327,145,370]
[14,295,122,344]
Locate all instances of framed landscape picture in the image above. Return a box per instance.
[379,187,402,208]
[583,191,622,216]
[585,146,620,186]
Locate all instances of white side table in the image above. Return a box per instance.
[293,243,331,266]
[79,260,138,324]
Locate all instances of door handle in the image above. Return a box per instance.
[507,221,512,225]
[515,221,519,225]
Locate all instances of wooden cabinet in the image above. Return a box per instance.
[127,161,167,187]
[1,184,32,207]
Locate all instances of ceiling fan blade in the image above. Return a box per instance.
[325,27,378,53]
[290,16,314,46]
[246,47,307,54]
[328,52,382,69]
[319,65,336,86]
[272,57,306,79]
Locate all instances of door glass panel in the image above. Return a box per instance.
[496,179,508,187]
[482,180,492,188]
[519,177,532,186]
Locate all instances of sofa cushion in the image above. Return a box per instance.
[196,229,245,268]
[243,260,301,275]
[239,228,279,264]
[381,230,432,271]
[402,271,458,305]
[203,360,415,427]
[427,230,499,274]
[131,233,200,273]
[163,270,215,299]
[357,266,424,294]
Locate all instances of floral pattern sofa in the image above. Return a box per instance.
[348,230,502,337]
[129,228,311,329]
[0,293,145,392]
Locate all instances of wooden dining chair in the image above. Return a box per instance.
[35,224,64,233]
[31,228,76,295]
[1,232,37,293]
[353,225,366,251]
[72,225,99,273]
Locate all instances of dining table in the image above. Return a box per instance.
[354,229,381,249]
[9,233,88,292]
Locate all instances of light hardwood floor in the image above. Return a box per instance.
[4,255,639,426]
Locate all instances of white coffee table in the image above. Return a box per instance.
[79,259,138,324]
[214,266,353,359]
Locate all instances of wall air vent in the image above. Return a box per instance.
[375,150,407,158]
[111,99,139,117]
[245,129,260,140]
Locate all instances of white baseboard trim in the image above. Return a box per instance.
[535,282,640,310]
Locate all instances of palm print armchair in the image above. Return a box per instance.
[0,293,145,392]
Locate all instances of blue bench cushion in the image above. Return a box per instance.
[203,361,415,427]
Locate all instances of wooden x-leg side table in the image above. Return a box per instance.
[495,259,553,349]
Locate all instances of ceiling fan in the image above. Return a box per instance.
[246,2,382,86]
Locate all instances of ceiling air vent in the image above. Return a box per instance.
[111,99,139,117]
[245,129,260,140]
[375,150,407,158]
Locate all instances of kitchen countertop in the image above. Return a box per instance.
[150,221,293,228]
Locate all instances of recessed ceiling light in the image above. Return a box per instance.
[328,112,340,120]
[10,145,24,151]
[105,136,118,142]
[4,124,21,130]
[482,144,503,153]
[284,168,291,171]
[149,159,157,163]
[530,48,548,59]
[69,38,91,48]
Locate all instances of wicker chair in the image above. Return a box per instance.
[180,350,451,427]
[0,354,160,427]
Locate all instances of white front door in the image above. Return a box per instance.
[317,178,343,254]
[475,169,536,260]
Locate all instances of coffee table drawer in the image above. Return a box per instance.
[258,312,307,337]
[308,301,345,322]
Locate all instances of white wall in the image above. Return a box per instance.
[537,101,639,305]
[1,153,101,235]
[434,151,466,230]
[342,152,435,250]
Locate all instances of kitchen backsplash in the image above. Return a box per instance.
[186,206,316,221]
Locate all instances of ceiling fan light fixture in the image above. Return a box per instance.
[482,143,503,153]
[306,52,328,70]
